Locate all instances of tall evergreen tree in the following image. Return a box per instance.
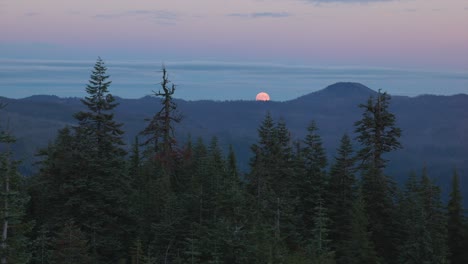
[50,220,91,264]
[141,66,182,184]
[72,57,131,263]
[297,121,328,244]
[247,114,295,262]
[32,58,131,263]
[397,172,433,264]
[355,90,402,170]
[347,188,379,264]
[447,170,466,264]
[354,90,401,263]
[137,68,186,262]
[0,106,32,264]
[327,134,356,264]
[419,167,448,263]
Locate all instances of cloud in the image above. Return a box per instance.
[94,10,178,25]
[228,12,290,18]
[1,59,467,100]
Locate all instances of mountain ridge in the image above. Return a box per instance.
[1,82,467,203]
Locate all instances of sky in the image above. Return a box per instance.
[0,0,467,100]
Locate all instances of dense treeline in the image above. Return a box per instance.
[1,58,468,263]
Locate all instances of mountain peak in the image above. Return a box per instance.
[21,95,61,102]
[293,82,376,102]
[317,82,376,96]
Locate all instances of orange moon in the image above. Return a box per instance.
[256,92,270,101]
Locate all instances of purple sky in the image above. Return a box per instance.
[1,0,467,70]
[0,0,467,99]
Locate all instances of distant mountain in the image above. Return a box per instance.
[1,82,467,204]
[296,82,376,99]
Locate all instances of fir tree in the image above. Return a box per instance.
[347,188,379,264]
[327,134,356,264]
[447,170,466,264]
[50,220,91,264]
[31,225,52,264]
[397,172,433,264]
[354,90,401,263]
[0,107,32,264]
[140,65,182,184]
[420,167,448,263]
[72,57,131,263]
[33,58,131,263]
[297,121,328,244]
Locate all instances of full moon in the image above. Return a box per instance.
[256,92,270,101]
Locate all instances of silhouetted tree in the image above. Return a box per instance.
[447,170,467,264]
[0,105,31,264]
[354,90,401,263]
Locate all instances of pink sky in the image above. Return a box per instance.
[1,0,468,70]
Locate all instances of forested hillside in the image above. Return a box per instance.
[0,59,467,263]
[1,83,467,205]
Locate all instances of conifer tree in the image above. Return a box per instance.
[397,172,433,264]
[72,57,130,263]
[0,107,32,264]
[354,90,401,263]
[141,66,182,182]
[447,170,466,264]
[297,121,328,244]
[347,188,379,264]
[248,112,277,207]
[32,58,131,263]
[31,225,52,264]
[327,134,356,264]
[420,167,448,263]
[247,114,294,262]
[50,220,91,264]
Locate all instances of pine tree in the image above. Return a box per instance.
[0,107,32,264]
[50,220,91,264]
[248,112,277,207]
[447,170,466,264]
[307,197,335,263]
[72,57,131,263]
[327,134,356,264]
[354,90,401,263]
[355,90,402,170]
[347,188,379,264]
[297,121,328,244]
[420,167,448,263]
[247,113,294,262]
[32,58,132,263]
[31,225,52,264]
[397,172,433,264]
[140,65,182,185]
[28,126,75,228]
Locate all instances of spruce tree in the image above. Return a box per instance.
[347,188,379,264]
[0,107,32,264]
[33,58,131,263]
[140,65,182,184]
[420,167,448,263]
[354,90,401,263]
[73,57,130,263]
[297,121,328,244]
[327,134,356,264]
[247,113,294,262]
[50,220,91,264]
[397,172,433,264]
[447,170,466,264]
